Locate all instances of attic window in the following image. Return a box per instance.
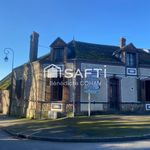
[54,48,63,62]
[126,52,136,67]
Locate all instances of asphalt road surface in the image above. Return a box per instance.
[1,129,150,150]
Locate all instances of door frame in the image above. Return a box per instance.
[144,80,150,102]
[139,78,150,102]
[108,76,121,111]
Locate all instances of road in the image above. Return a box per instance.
[1,129,150,150]
[0,116,150,150]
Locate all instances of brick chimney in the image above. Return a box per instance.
[29,31,39,62]
[120,37,126,48]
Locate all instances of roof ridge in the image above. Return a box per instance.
[68,40,119,48]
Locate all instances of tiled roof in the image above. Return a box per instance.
[68,40,122,64]
[68,40,150,65]
[138,48,150,65]
[1,38,150,85]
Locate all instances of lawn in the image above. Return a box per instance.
[5,115,150,138]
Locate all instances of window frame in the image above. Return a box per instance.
[54,48,64,62]
[126,52,136,67]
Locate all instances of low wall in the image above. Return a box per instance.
[120,103,146,112]
[11,100,150,118]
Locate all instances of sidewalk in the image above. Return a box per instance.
[1,114,150,142]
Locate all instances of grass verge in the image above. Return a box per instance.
[4,115,150,138]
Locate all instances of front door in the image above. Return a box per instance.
[109,78,119,110]
[145,80,150,101]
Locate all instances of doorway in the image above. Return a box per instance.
[145,80,150,101]
[109,78,120,110]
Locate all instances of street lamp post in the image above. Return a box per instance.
[4,48,14,116]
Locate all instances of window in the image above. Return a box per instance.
[126,53,136,67]
[54,48,63,62]
[51,77,63,101]
[15,80,23,99]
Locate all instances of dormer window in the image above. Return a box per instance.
[54,48,63,62]
[126,52,136,67]
[50,37,67,62]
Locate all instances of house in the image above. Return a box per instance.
[1,32,150,118]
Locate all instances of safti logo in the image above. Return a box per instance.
[44,64,106,79]
[44,64,62,78]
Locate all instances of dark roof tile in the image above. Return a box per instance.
[68,40,122,63]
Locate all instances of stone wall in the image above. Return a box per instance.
[120,103,146,112]
[11,61,43,117]
[0,90,9,114]
[26,101,51,118]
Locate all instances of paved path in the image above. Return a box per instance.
[1,115,150,150]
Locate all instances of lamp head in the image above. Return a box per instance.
[4,56,8,62]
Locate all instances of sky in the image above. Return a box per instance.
[0,0,150,80]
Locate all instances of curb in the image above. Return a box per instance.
[3,128,150,143]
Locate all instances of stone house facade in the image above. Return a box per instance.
[1,32,150,118]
